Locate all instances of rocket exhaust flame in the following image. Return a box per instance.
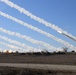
[0,11,76,51]
[0,0,76,41]
[57,31,62,34]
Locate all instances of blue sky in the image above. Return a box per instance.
[0,0,76,52]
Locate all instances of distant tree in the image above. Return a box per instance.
[32,52,42,55]
[71,50,75,52]
[15,51,19,53]
[41,49,50,55]
[62,47,68,53]
[5,50,9,53]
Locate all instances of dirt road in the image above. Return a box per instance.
[0,63,76,72]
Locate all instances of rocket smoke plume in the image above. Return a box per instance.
[0,11,76,50]
[0,41,24,50]
[0,48,13,53]
[0,0,76,41]
[0,28,56,51]
[0,35,38,51]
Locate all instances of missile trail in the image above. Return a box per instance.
[0,12,76,51]
[0,0,76,41]
[0,28,56,51]
[0,41,24,50]
[0,35,38,51]
[61,33,76,41]
[0,48,13,53]
[0,11,76,51]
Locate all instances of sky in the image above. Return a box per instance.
[0,0,76,52]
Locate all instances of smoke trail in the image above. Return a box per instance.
[0,48,13,53]
[0,11,76,51]
[0,35,38,51]
[1,0,76,41]
[0,41,24,50]
[0,28,56,51]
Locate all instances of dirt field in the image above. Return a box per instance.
[0,52,76,65]
[0,53,76,75]
[0,66,76,75]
